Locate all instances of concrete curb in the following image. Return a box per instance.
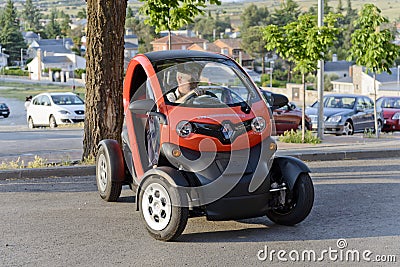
[0,165,95,180]
[1,149,399,179]
[277,149,400,162]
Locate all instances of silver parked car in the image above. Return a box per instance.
[306,94,382,135]
[27,92,85,128]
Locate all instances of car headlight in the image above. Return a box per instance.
[326,115,342,123]
[176,120,192,138]
[58,110,71,115]
[392,112,400,120]
[251,116,266,133]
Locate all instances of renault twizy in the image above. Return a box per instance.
[96,50,314,241]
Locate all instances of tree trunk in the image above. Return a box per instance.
[83,0,127,159]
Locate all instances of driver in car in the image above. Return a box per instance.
[166,64,204,103]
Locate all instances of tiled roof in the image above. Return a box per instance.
[42,56,72,64]
[151,35,207,44]
[36,38,73,46]
[325,60,353,72]
[214,38,242,49]
[187,43,221,53]
[374,67,400,83]
[124,42,138,49]
[31,46,72,54]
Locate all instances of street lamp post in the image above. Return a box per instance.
[1,47,5,78]
[270,61,274,88]
[20,48,24,68]
[397,65,400,96]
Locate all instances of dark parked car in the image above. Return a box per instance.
[377,96,400,132]
[261,90,312,135]
[306,94,382,135]
[0,103,10,118]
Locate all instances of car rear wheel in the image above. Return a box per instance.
[140,176,188,241]
[266,173,314,226]
[297,121,311,131]
[343,121,354,135]
[49,115,57,128]
[373,120,382,134]
[28,117,35,129]
[96,142,123,202]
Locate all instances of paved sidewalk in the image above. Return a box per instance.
[276,133,400,161]
[1,133,399,179]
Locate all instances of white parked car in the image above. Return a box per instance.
[27,92,85,128]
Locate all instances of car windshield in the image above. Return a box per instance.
[324,96,356,109]
[152,58,261,108]
[377,97,400,109]
[51,95,84,105]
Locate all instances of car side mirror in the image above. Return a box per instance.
[129,99,167,124]
[271,93,289,111]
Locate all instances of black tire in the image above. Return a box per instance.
[28,117,35,129]
[96,142,123,202]
[49,115,57,128]
[139,176,188,241]
[373,120,382,134]
[266,173,314,226]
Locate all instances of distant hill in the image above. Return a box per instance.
[0,0,398,21]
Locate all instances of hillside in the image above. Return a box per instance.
[0,0,399,22]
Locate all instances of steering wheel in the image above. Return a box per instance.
[206,86,245,104]
[176,88,218,104]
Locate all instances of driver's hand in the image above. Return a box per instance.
[193,88,205,96]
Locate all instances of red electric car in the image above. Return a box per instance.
[96,50,314,241]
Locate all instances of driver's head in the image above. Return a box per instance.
[176,64,201,94]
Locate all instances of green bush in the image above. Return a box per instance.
[279,129,321,144]
[4,68,29,76]
[74,68,86,78]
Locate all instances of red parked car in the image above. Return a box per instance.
[377,96,400,132]
[261,90,312,135]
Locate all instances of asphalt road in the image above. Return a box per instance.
[1,158,399,266]
[0,97,83,163]
[0,128,83,163]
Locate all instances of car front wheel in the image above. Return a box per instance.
[266,173,314,226]
[140,176,188,241]
[342,121,354,135]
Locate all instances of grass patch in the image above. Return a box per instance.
[0,155,91,170]
[279,129,321,144]
[81,155,96,165]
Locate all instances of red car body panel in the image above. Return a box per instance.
[273,106,312,135]
[378,96,400,132]
[382,108,400,132]
[123,52,274,178]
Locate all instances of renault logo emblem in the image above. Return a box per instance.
[221,122,234,140]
